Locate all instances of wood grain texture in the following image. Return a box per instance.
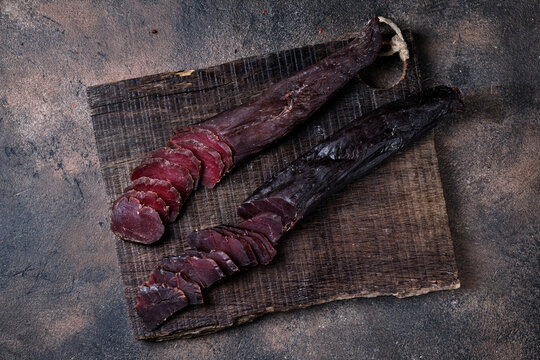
[87,30,459,341]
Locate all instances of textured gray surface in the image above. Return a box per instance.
[0,1,538,359]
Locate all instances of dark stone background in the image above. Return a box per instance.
[0,1,538,359]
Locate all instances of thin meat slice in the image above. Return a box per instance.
[185,249,239,275]
[169,139,224,188]
[224,225,277,262]
[126,177,182,221]
[238,197,296,228]
[149,147,201,189]
[187,228,257,268]
[131,158,194,199]
[149,266,204,305]
[172,127,234,172]
[110,196,164,244]
[135,283,188,330]
[159,254,225,288]
[237,212,284,245]
[215,226,273,265]
[124,189,170,222]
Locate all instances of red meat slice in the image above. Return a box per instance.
[131,158,194,199]
[237,197,296,227]
[214,226,272,265]
[187,228,257,268]
[159,254,225,288]
[124,189,170,222]
[169,139,224,188]
[135,283,188,330]
[110,196,164,244]
[149,147,201,189]
[223,225,277,263]
[185,249,239,275]
[126,177,182,222]
[172,126,234,172]
[237,212,284,245]
[148,266,204,305]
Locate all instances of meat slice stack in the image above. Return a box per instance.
[135,212,284,330]
[110,17,384,245]
[110,125,233,244]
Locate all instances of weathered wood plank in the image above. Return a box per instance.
[87,30,459,340]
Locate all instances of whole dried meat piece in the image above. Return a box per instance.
[239,86,465,227]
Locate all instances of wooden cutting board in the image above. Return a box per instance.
[87,30,459,341]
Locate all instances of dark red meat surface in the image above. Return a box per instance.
[110,196,164,244]
[215,225,275,265]
[187,229,257,268]
[124,189,170,222]
[237,212,284,245]
[149,147,201,189]
[159,254,225,288]
[171,127,234,172]
[149,266,204,305]
[184,250,240,275]
[131,158,194,199]
[126,177,182,221]
[134,284,188,330]
[169,139,224,188]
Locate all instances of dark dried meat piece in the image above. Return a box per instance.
[131,157,194,199]
[126,177,182,221]
[159,254,225,288]
[238,197,296,228]
[134,283,188,330]
[184,249,239,275]
[124,189,170,222]
[226,225,277,262]
[187,228,257,268]
[148,266,204,305]
[110,196,164,244]
[199,18,382,163]
[172,127,234,172]
[169,139,224,188]
[237,212,284,245]
[149,147,202,189]
[215,225,275,265]
[240,86,465,229]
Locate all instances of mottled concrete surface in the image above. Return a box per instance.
[0,1,538,359]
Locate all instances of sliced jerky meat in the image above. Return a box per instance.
[238,197,296,228]
[225,225,277,262]
[215,226,273,265]
[149,147,201,189]
[134,283,188,330]
[169,139,225,188]
[169,138,225,188]
[131,158,194,199]
[110,196,164,244]
[124,189,170,222]
[126,177,182,221]
[237,212,284,245]
[172,127,234,172]
[187,228,257,268]
[185,249,239,275]
[149,266,204,305]
[159,254,225,288]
